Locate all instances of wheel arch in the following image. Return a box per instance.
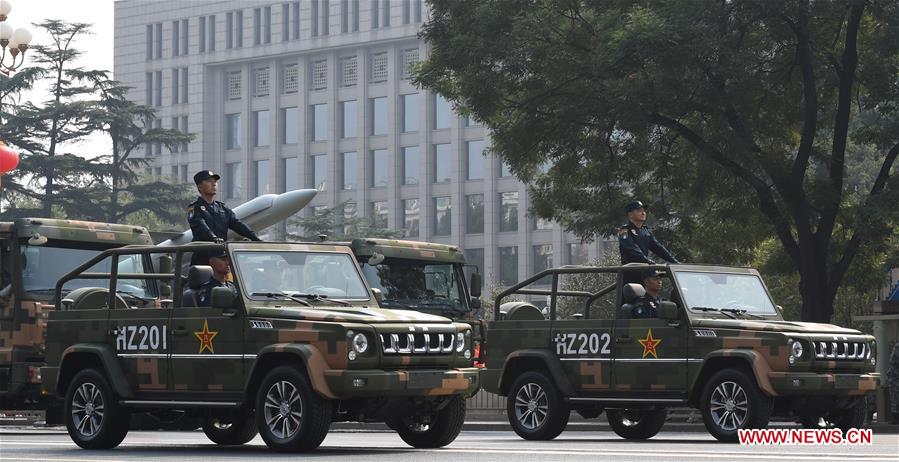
[498,349,573,396]
[57,345,132,399]
[689,350,777,406]
[245,344,337,401]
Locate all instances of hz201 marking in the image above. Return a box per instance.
[115,325,167,351]
[554,332,611,356]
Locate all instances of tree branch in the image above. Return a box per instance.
[785,8,818,183]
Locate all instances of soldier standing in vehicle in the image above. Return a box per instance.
[618,200,679,282]
[196,250,237,307]
[632,269,663,319]
[188,170,261,264]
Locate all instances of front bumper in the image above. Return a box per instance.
[324,367,479,398]
[768,371,879,396]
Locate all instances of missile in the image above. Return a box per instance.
[158,188,318,246]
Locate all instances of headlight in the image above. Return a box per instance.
[352,333,369,354]
[456,331,469,352]
[870,341,876,365]
[790,340,803,359]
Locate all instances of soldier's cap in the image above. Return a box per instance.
[193,170,221,184]
[205,248,229,260]
[641,269,664,280]
[625,200,648,213]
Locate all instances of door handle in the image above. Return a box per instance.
[667,321,682,327]
[616,336,630,344]
[107,329,119,336]
[172,327,188,336]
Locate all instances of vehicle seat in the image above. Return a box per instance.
[182,265,213,307]
[619,283,647,319]
[502,302,545,321]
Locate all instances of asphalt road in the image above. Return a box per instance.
[1,428,897,462]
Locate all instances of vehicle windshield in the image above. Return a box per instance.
[21,244,152,298]
[674,271,777,316]
[360,258,468,312]
[234,250,369,300]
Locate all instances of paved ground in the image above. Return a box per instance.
[1,428,897,462]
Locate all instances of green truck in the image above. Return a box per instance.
[0,218,154,415]
[41,241,478,451]
[483,263,878,442]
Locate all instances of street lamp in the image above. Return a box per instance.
[0,0,32,76]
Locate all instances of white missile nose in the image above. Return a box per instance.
[272,189,318,215]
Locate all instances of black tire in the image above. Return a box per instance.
[833,398,866,433]
[64,368,130,449]
[607,408,667,440]
[506,371,569,440]
[392,395,466,448]
[255,366,332,452]
[700,368,771,442]
[202,410,258,445]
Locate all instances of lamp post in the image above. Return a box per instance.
[0,0,32,76]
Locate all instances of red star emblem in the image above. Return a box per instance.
[638,329,662,358]
[194,320,218,354]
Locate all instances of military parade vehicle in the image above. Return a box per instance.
[41,241,479,451]
[348,238,485,364]
[482,263,879,442]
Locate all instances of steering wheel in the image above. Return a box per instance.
[305,285,328,294]
[723,300,746,310]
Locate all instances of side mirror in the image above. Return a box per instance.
[469,297,481,310]
[469,272,482,298]
[371,287,383,305]
[658,301,679,320]
[159,283,172,298]
[158,255,173,274]
[211,286,236,310]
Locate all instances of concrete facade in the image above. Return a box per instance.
[114,0,612,295]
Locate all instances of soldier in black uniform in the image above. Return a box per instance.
[196,249,237,307]
[632,269,663,319]
[188,170,261,264]
[618,200,679,265]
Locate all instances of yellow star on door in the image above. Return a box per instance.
[194,320,218,354]
[638,329,662,358]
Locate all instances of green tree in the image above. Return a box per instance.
[417,0,899,322]
[286,202,404,241]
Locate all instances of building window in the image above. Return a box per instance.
[464,248,484,279]
[466,113,480,127]
[341,56,357,87]
[172,20,180,56]
[282,4,290,41]
[499,246,519,286]
[283,157,299,192]
[434,94,452,129]
[282,64,299,93]
[466,140,485,180]
[370,96,387,135]
[312,154,327,191]
[382,0,391,26]
[255,160,271,196]
[181,165,189,184]
[371,149,387,187]
[414,0,422,22]
[403,199,419,237]
[568,243,589,266]
[225,113,242,149]
[434,196,452,236]
[341,202,357,235]
[500,160,513,177]
[292,1,300,39]
[352,0,360,31]
[155,23,162,58]
[253,110,270,147]
[282,107,299,144]
[199,17,207,52]
[371,201,388,228]
[153,119,162,155]
[172,69,180,104]
[145,72,152,105]
[146,25,153,60]
[254,67,271,97]
[466,194,484,234]
[181,18,189,54]
[371,0,379,28]
[312,104,328,141]
[370,52,388,82]
[312,60,328,90]
[227,71,241,99]
[402,48,419,79]
[264,6,272,43]
[226,162,242,199]
[154,70,162,106]
[311,0,319,36]
[170,117,179,152]
[180,116,189,152]
[341,100,357,138]
[341,0,349,32]
[256,8,265,45]
[403,0,411,24]
[226,12,233,48]
[499,191,519,232]
[321,0,330,35]
[433,143,451,183]
[180,67,188,103]
[535,216,553,230]
[342,151,357,190]
[533,245,554,283]
[401,93,419,132]
[208,14,216,51]
[236,10,244,47]
[402,146,419,185]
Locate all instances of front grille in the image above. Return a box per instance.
[380,332,455,355]
[813,340,868,360]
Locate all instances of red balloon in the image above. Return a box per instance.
[0,144,19,174]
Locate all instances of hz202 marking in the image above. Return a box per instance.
[115,325,167,351]
[554,332,611,356]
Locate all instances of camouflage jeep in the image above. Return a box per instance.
[41,242,478,452]
[482,264,878,442]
